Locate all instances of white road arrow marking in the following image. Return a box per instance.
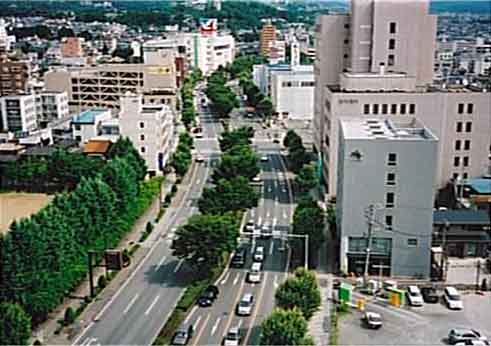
[233,274,239,286]
[269,241,274,255]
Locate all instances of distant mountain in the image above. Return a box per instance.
[430,0,490,14]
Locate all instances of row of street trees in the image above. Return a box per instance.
[171,132,194,177]
[172,126,260,276]
[181,69,203,128]
[0,138,153,344]
[205,69,239,118]
[283,130,311,174]
[260,268,321,345]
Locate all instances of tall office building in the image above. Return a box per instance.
[260,23,277,56]
[314,0,491,197]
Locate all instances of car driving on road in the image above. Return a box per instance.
[444,286,464,310]
[363,312,382,329]
[247,262,262,283]
[223,327,241,346]
[253,246,264,262]
[230,248,246,268]
[172,324,194,345]
[236,293,254,316]
[197,285,219,307]
[448,328,488,345]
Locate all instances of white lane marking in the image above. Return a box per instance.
[266,211,270,219]
[274,275,279,288]
[251,209,255,217]
[184,305,198,324]
[283,211,288,219]
[257,217,262,226]
[174,259,185,273]
[211,317,222,336]
[80,337,99,346]
[123,294,140,315]
[194,315,203,329]
[73,325,94,345]
[269,241,274,255]
[188,200,193,207]
[233,274,239,286]
[273,218,277,227]
[220,272,231,285]
[157,255,167,268]
[145,294,160,315]
[237,319,243,328]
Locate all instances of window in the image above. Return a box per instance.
[391,104,397,114]
[140,134,145,141]
[454,156,460,167]
[464,140,471,150]
[455,140,461,151]
[74,124,81,131]
[463,172,468,179]
[389,22,397,34]
[456,122,463,132]
[382,104,388,114]
[407,238,418,247]
[458,103,464,114]
[344,24,350,29]
[388,54,395,66]
[344,39,349,44]
[409,104,416,114]
[363,104,370,114]
[386,172,396,186]
[386,192,395,208]
[465,122,472,132]
[388,39,395,50]
[344,54,349,59]
[463,156,469,167]
[400,103,406,114]
[467,103,474,114]
[140,146,146,153]
[139,121,145,129]
[75,135,82,142]
[453,173,459,180]
[385,215,393,231]
[373,104,379,115]
[387,153,397,166]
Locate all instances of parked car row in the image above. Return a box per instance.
[245,219,273,239]
[403,285,463,310]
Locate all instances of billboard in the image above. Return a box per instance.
[200,18,217,35]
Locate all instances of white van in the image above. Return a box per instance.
[247,262,262,283]
[444,286,463,310]
[253,246,265,262]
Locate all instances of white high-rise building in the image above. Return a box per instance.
[0,19,15,52]
[0,94,37,133]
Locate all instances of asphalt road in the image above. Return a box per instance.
[182,105,295,346]
[73,84,221,346]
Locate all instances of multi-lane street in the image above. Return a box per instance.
[73,84,221,346]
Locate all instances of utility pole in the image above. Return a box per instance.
[440,220,449,281]
[88,251,96,298]
[363,204,375,284]
[476,259,481,292]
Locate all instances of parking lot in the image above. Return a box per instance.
[339,291,491,345]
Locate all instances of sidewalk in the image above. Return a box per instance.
[31,172,183,345]
[309,273,333,346]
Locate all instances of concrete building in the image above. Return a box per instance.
[0,55,29,96]
[260,23,277,56]
[337,116,438,278]
[0,94,37,133]
[35,91,70,128]
[72,108,112,145]
[61,37,84,58]
[119,94,175,176]
[0,19,15,52]
[44,61,177,112]
[267,40,286,65]
[314,0,491,197]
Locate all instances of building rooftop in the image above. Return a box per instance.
[72,109,109,124]
[433,209,490,225]
[83,139,112,155]
[340,116,438,141]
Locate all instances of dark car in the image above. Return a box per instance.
[230,248,246,268]
[197,285,219,307]
[172,324,194,345]
[421,286,439,303]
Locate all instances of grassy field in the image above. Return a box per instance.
[0,192,53,234]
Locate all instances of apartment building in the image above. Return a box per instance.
[260,23,277,56]
[35,91,70,128]
[337,116,438,278]
[72,108,112,145]
[61,37,84,57]
[0,55,29,97]
[314,0,491,197]
[119,94,175,176]
[0,94,37,133]
[44,61,177,112]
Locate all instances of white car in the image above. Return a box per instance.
[195,155,204,163]
[223,327,241,346]
[252,174,261,182]
[444,287,464,310]
[236,293,254,316]
[260,155,269,162]
[363,312,382,329]
[247,262,262,283]
[245,220,255,232]
[406,285,424,307]
[455,341,490,346]
[253,246,264,262]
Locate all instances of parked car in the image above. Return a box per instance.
[261,224,272,238]
[455,340,490,346]
[197,285,219,307]
[195,155,204,163]
[421,286,439,303]
[247,262,262,283]
[236,293,254,316]
[172,324,194,345]
[253,246,265,262]
[230,248,246,268]
[406,285,424,307]
[362,312,382,329]
[260,155,269,162]
[252,174,261,182]
[444,287,464,310]
[245,220,255,232]
[223,327,241,346]
[448,328,488,345]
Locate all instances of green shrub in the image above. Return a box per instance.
[176,280,208,311]
[97,275,107,289]
[64,307,75,326]
[171,184,178,194]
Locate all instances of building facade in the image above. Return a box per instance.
[0,55,29,97]
[0,94,37,133]
[35,91,70,128]
[260,23,277,57]
[119,94,175,176]
[337,116,438,278]
[72,108,112,145]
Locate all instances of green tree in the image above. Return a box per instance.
[107,137,147,181]
[292,197,326,258]
[171,213,239,275]
[295,164,318,193]
[283,129,302,149]
[288,146,309,173]
[256,96,273,118]
[198,176,260,214]
[275,268,321,320]
[219,127,254,152]
[64,307,76,326]
[260,308,313,346]
[213,145,260,182]
[101,158,138,212]
[0,302,31,346]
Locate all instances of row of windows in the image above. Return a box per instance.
[455,140,471,151]
[453,172,468,180]
[281,81,315,88]
[454,156,470,167]
[363,103,416,115]
[457,103,474,114]
[456,121,472,133]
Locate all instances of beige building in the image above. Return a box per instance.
[61,37,83,58]
[260,23,277,57]
[44,61,177,113]
[314,0,491,197]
